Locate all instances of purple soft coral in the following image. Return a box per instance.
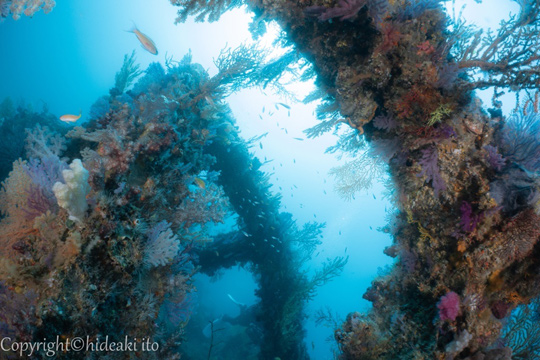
[418,146,446,196]
[484,145,506,171]
[460,201,483,233]
[437,291,460,322]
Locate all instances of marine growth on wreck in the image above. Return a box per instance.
[2,0,540,359]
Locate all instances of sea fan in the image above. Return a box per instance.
[501,102,540,174]
[25,124,66,160]
[418,145,446,196]
[484,145,506,171]
[144,221,181,268]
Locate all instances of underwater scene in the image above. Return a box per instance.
[1,0,540,359]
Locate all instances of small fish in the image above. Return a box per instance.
[339,230,342,235]
[262,106,265,113]
[293,137,304,141]
[260,142,263,149]
[372,193,376,199]
[59,111,81,123]
[369,226,373,230]
[323,190,327,195]
[345,247,348,253]
[259,114,263,120]
[194,177,206,189]
[128,24,158,55]
[277,102,290,110]
[204,95,215,106]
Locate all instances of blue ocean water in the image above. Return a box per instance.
[0,1,521,359]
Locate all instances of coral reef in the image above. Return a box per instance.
[171,0,540,358]
[1,48,345,359]
[0,56,234,358]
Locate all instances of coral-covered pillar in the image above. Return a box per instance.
[170,0,540,358]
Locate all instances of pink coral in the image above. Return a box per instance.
[437,291,460,322]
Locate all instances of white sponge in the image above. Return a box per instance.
[53,159,90,222]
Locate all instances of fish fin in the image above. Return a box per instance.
[126,20,137,33]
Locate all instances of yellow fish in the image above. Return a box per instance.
[194,177,206,189]
[129,25,158,55]
[59,111,81,123]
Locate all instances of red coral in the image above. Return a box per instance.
[376,22,402,54]
[96,132,134,177]
[395,85,442,121]
[134,122,178,154]
[416,40,435,56]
